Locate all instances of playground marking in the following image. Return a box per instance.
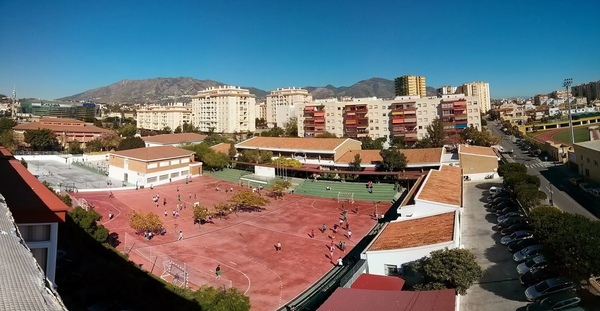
[230,261,237,265]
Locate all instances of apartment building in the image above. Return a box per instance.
[297,95,482,142]
[255,102,267,121]
[190,86,256,133]
[394,75,426,97]
[457,81,491,113]
[572,80,600,103]
[136,104,192,131]
[437,85,457,96]
[266,87,312,128]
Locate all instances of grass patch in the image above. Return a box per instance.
[551,128,590,143]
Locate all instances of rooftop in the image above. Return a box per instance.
[350,274,405,291]
[110,146,195,161]
[369,212,455,251]
[210,142,231,154]
[141,133,207,145]
[317,287,455,311]
[336,148,443,166]
[459,145,498,157]
[0,196,67,311]
[13,121,111,134]
[416,165,462,206]
[575,140,600,152]
[0,147,69,223]
[236,137,357,152]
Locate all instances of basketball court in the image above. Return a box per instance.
[72,175,384,311]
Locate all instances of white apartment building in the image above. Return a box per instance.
[136,105,192,131]
[458,81,491,113]
[437,85,457,96]
[266,87,312,128]
[255,102,267,121]
[191,86,256,133]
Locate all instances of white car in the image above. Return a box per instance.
[489,186,503,195]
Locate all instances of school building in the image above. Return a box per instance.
[459,145,500,180]
[141,133,207,147]
[12,117,112,148]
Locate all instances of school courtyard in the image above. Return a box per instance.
[72,174,389,311]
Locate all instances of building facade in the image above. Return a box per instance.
[394,75,426,97]
[191,86,256,133]
[136,105,192,131]
[457,81,491,113]
[19,99,99,120]
[12,118,112,148]
[573,140,600,185]
[572,80,600,104]
[266,87,312,128]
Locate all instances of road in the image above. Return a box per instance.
[487,122,599,220]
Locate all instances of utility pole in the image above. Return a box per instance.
[563,78,574,145]
[545,184,554,206]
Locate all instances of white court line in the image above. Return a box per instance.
[230,261,237,265]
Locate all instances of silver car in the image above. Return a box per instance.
[525,277,575,301]
[513,244,544,262]
[517,255,546,275]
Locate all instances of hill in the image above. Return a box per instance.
[305,77,436,99]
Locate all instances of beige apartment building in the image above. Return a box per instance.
[457,81,491,113]
[395,75,427,97]
[255,102,267,121]
[136,105,192,131]
[266,87,313,128]
[191,86,256,133]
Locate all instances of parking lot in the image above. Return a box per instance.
[460,180,528,311]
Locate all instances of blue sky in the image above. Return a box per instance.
[1,0,599,100]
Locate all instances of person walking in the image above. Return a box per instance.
[178,231,183,241]
[342,242,346,253]
[354,205,358,214]
[310,229,315,238]
[215,265,221,279]
[276,242,282,252]
[177,186,179,192]
[189,192,192,199]
[108,210,114,220]
[164,210,167,217]
[348,230,352,239]
[322,223,326,233]
[194,193,197,199]
[163,198,167,206]
[178,194,181,202]
[337,257,343,266]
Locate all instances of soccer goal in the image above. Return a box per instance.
[337,192,354,203]
[161,260,189,288]
[78,198,88,210]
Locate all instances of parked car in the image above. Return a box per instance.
[525,277,576,302]
[523,291,581,311]
[509,238,540,252]
[497,205,521,216]
[569,178,583,187]
[501,231,534,245]
[489,186,504,195]
[518,255,547,275]
[488,192,510,202]
[520,268,557,287]
[590,188,600,198]
[579,183,593,193]
[488,196,513,206]
[514,245,545,262]
[498,212,525,223]
[498,217,529,229]
[501,223,531,236]
[492,201,518,211]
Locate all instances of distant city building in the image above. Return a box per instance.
[255,102,267,122]
[141,133,206,147]
[136,104,192,131]
[19,99,99,120]
[456,81,491,113]
[191,86,256,133]
[266,87,312,128]
[394,75,426,97]
[572,80,600,104]
[12,118,112,148]
[436,85,457,96]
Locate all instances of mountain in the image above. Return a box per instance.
[59,77,437,103]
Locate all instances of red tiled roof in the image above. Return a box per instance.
[236,137,357,152]
[0,147,69,223]
[13,121,111,134]
[110,146,194,161]
[369,212,455,251]
[317,288,455,311]
[351,274,405,291]
[336,150,382,164]
[459,145,497,157]
[141,133,207,144]
[210,142,231,154]
[417,165,462,206]
[39,118,84,124]
[335,148,442,165]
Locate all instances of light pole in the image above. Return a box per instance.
[563,78,574,145]
[545,184,554,206]
[374,201,380,219]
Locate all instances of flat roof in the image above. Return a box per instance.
[0,147,69,223]
[317,288,455,311]
[459,145,498,157]
[351,274,405,291]
[416,165,462,206]
[110,146,195,162]
[141,133,207,145]
[13,122,111,134]
[369,212,455,251]
[236,137,356,152]
[335,148,443,166]
[575,140,600,152]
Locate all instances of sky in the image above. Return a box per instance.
[0,0,599,100]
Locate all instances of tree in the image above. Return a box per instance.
[351,153,362,171]
[68,206,110,243]
[389,136,407,149]
[410,248,483,295]
[315,131,337,138]
[118,124,138,138]
[204,133,230,147]
[193,205,213,223]
[85,139,103,152]
[182,122,198,133]
[498,163,527,177]
[414,137,432,149]
[24,128,58,151]
[239,149,260,163]
[379,148,408,172]
[68,140,83,154]
[260,127,284,137]
[503,172,540,189]
[20,158,28,168]
[174,125,183,133]
[117,137,145,151]
[128,210,164,234]
[228,190,270,213]
[193,285,251,311]
[228,143,237,159]
[183,142,212,162]
[259,151,273,164]
[271,156,302,168]
[99,132,121,151]
[459,126,499,147]
[203,151,230,169]
[0,130,19,152]
[0,117,17,133]
[359,137,385,150]
[213,202,233,219]
[255,118,267,129]
[425,117,445,147]
[443,134,464,147]
[283,117,298,137]
[514,184,546,209]
[271,180,292,200]
[158,126,172,134]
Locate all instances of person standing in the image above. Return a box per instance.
[322,223,326,233]
[189,192,192,199]
[348,230,352,239]
[337,257,343,266]
[178,231,183,241]
[215,265,221,279]
[354,205,358,214]
[164,210,167,217]
[310,229,315,238]
[276,241,282,252]
[342,241,346,253]
[163,198,167,206]
[108,210,114,220]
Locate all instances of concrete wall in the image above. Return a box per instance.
[365,240,458,275]
[573,144,600,184]
[400,200,458,218]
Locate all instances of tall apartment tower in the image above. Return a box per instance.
[266,87,313,128]
[190,86,256,133]
[457,82,491,113]
[395,75,427,97]
[136,104,192,131]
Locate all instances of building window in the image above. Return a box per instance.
[418,111,422,115]
[385,264,399,276]
[374,105,378,109]
[375,127,379,130]
[418,118,422,122]
[595,160,598,166]
[424,118,428,122]
[370,119,373,123]
[419,126,423,129]
[587,157,590,163]
[383,113,387,117]
[368,105,372,109]
[370,127,374,130]
[383,127,387,131]
[31,248,48,274]
[18,224,51,242]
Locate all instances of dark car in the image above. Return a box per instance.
[497,216,529,229]
[518,255,547,275]
[492,201,517,211]
[501,230,534,245]
[525,277,576,302]
[509,238,540,252]
[489,196,513,205]
[524,291,581,311]
[497,212,525,223]
[501,223,531,236]
[520,268,557,287]
[514,244,544,262]
[488,192,510,202]
[496,205,521,216]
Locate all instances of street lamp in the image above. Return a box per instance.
[563,78,574,145]
[546,184,554,206]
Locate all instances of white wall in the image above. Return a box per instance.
[399,200,458,218]
[255,165,275,177]
[365,240,458,275]
[108,165,191,187]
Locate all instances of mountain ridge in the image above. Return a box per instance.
[59,77,437,103]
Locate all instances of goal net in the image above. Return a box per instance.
[337,192,354,203]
